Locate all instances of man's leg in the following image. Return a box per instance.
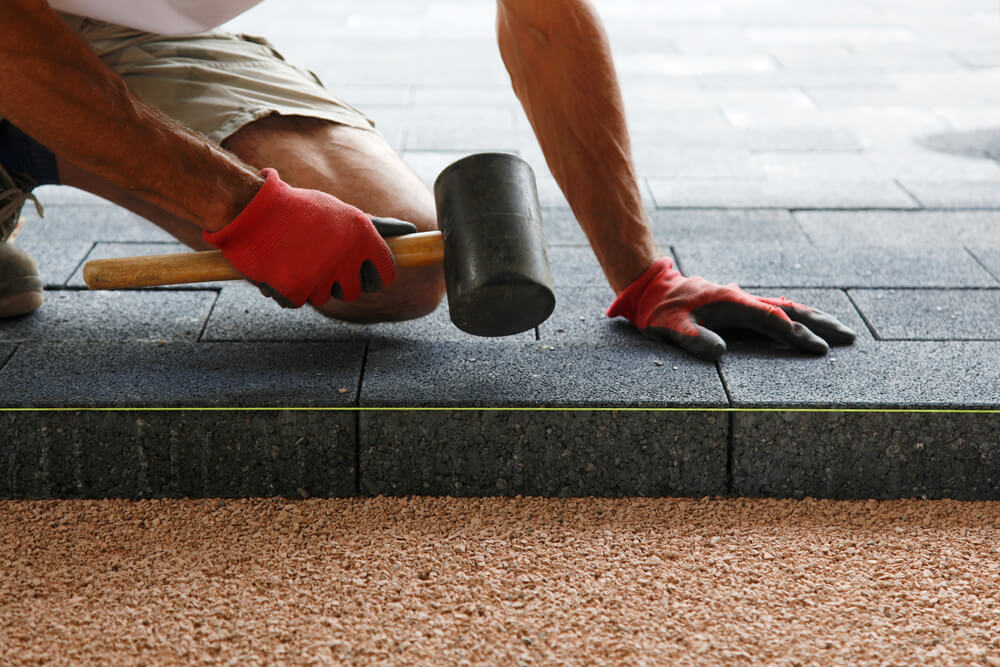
[58,116,445,323]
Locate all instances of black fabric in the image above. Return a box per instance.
[0,120,60,187]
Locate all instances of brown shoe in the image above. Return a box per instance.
[1,162,44,317]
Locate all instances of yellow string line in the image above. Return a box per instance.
[1,407,998,414]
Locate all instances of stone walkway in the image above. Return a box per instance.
[2,0,999,499]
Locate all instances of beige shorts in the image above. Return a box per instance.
[57,13,377,144]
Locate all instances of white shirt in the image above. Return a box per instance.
[48,0,265,35]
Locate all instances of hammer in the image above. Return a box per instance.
[83,153,556,337]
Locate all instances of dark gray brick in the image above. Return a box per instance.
[361,340,725,408]
[360,409,727,497]
[650,208,809,246]
[0,344,15,369]
[67,242,230,289]
[674,244,998,288]
[721,340,1000,408]
[0,342,365,408]
[649,178,917,209]
[732,411,1000,500]
[10,241,93,287]
[1,411,355,499]
[0,291,216,343]
[202,284,534,343]
[16,205,173,243]
[795,210,1000,249]
[548,246,609,287]
[538,287,634,346]
[849,288,1000,340]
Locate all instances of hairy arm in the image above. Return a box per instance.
[0,0,261,230]
[496,0,659,292]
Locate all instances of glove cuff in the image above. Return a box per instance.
[606,257,679,323]
[202,168,285,264]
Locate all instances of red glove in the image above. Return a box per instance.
[607,257,856,361]
[203,168,396,307]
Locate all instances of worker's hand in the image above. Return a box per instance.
[607,257,856,361]
[203,168,412,308]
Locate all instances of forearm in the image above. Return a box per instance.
[0,0,261,230]
[496,0,659,292]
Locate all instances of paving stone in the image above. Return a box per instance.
[9,241,93,287]
[0,344,14,370]
[201,283,533,343]
[648,178,917,209]
[755,151,1000,182]
[649,209,810,246]
[722,339,1000,407]
[404,125,523,152]
[541,208,589,245]
[732,411,1000,500]
[0,291,216,343]
[548,246,611,287]
[794,210,1000,248]
[849,288,1000,340]
[1,411,355,499]
[0,342,365,408]
[412,86,520,107]
[66,242,231,289]
[971,248,1000,280]
[359,340,727,496]
[698,70,893,89]
[360,409,728,497]
[900,180,1000,208]
[673,244,997,288]
[631,149,762,180]
[15,205,173,243]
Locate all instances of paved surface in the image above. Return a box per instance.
[2,497,999,665]
[2,0,1000,499]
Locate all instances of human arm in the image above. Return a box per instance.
[496,0,855,358]
[0,0,398,304]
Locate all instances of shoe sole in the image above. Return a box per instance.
[0,290,43,318]
[0,274,44,318]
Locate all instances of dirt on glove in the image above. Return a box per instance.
[1,496,998,666]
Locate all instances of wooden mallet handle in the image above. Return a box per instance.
[82,230,444,289]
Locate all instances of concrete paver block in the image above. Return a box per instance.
[795,210,1000,249]
[849,288,1000,340]
[15,205,173,243]
[0,291,217,343]
[1,411,355,499]
[649,178,918,209]
[674,244,998,288]
[202,284,534,343]
[901,180,1000,208]
[732,411,1000,500]
[10,241,94,287]
[971,249,1000,281]
[0,342,365,408]
[360,409,728,497]
[650,208,810,246]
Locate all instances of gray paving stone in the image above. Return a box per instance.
[541,208,589,245]
[0,344,14,370]
[404,125,523,152]
[971,249,1000,280]
[900,180,1000,208]
[361,340,724,408]
[15,205,173,243]
[732,411,1000,500]
[1,411,355,499]
[0,291,216,343]
[673,244,997,288]
[538,287,662,348]
[359,339,727,496]
[631,149,762,180]
[649,208,810,246]
[548,246,612,287]
[794,210,1000,249]
[201,283,533,343]
[755,152,1000,183]
[360,409,728,497]
[698,70,893,89]
[849,288,1000,340]
[648,178,917,209]
[8,241,92,287]
[722,339,1000,408]
[412,86,520,107]
[0,342,365,408]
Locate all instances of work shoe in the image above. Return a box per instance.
[1,162,44,317]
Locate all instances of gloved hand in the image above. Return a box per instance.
[203,168,414,308]
[607,257,856,361]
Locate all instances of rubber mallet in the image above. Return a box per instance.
[83,152,555,337]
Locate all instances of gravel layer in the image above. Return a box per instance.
[1,497,999,666]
